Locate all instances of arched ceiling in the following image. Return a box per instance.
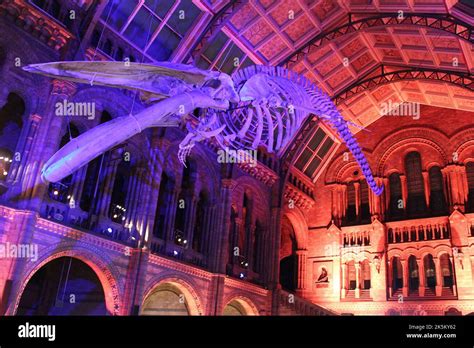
[217,0,474,130]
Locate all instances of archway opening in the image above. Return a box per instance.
[222,298,257,316]
[223,300,247,316]
[440,254,454,291]
[391,257,403,294]
[408,255,419,294]
[17,257,107,315]
[140,283,190,316]
[423,254,437,290]
[279,215,297,291]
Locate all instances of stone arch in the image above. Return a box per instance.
[434,245,454,259]
[450,128,474,164]
[325,152,374,184]
[10,246,122,315]
[373,128,449,175]
[175,141,220,200]
[282,207,308,249]
[222,294,259,315]
[232,176,270,220]
[141,276,204,315]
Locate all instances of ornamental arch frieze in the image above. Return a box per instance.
[373,128,449,176]
[8,242,124,316]
[450,128,474,164]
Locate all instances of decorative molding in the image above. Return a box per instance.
[237,161,279,187]
[0,0,74,52]
[283,182,315,210]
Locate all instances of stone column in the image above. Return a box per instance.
[212,179,234,273]
[200,203,213,255]
[401,259,409,297]
[22,80,77,210]
[387,260,393,298]
[422,171,430,208]
[184,194,198,247]
[4,113,42,202]
[449,255,457,296]
[295,249,307,292]
[354,182,360,217]
[400,175,408,212]
[97,152,120,217]
[370,177,383,219]
[164,189,179,244]
[417,258,425,296]
[341,263,347,299]
[355,262,361,298]
[70,165,87,207]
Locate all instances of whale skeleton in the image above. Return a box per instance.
[24,61,383,195]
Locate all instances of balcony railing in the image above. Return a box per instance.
[41,199,137,246]
[150,237,206,268]
[277,289,337,316]
[386,216,450,244]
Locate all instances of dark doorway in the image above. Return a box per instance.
[17,257,107,315]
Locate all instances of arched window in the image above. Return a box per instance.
[192,191,208,252]
[440,254,454,290]
[429,166,446,214]
[347,260,356,290]
[344,182,356,225]
[153,172,173,239]
[174,159,196,246]
[423,254,436,290]
[405,152,426,216]
[279,216,297,291]
[79,155,102,212]
[389,173,403,218]
[466,162,474,213]
[360,259,371,290]
[109,157,131,224]
[408,255,419,294]
[241,193,252,260]
[391,257,403,294]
